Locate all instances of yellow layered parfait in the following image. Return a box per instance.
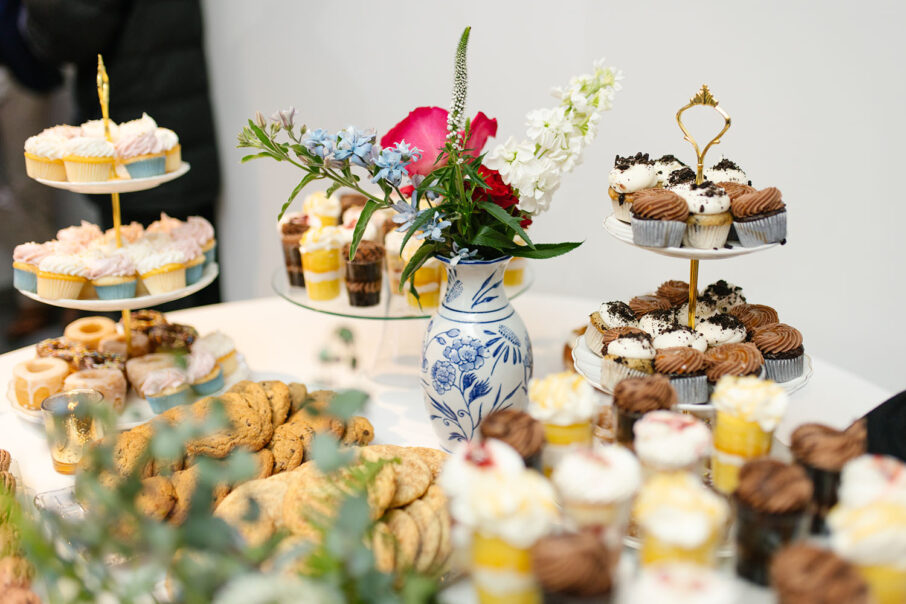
[634,472,729,567]
[710,376,788,494]
[527,371,596,476]
[303,190,341,227]
[300,225,343,301]
[828,454,906,604]
[503,236,528,287]
[401,237,442,310]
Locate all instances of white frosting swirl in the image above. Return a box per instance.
[136,250,185,274]
[80,119,119,139]
[829,500,906,567]
[42,125,81,139]
[598,301,637,328]
[63,136,115,158]
[13,241,54,265]
[694,316,747,347]
[186,348,217,383]
[639,312,676,337]
[116,129,163,159]
[633,411,711,470]
[711,375,788,431]
[156,127,179,151]
[606,336,655,359]
[551,445,641,503]
[85,250,136,279]
[439,439,525,503]
[674,299,718,324]
[147,212,184,234]
[57,221,103,248]
[141,367,187,397]
[302,191,341,217]
[705,159,748,185]
[118,113,158,138]
[38,253,88,277]
[626,564,737,604]
[654,159,687,186]
[300,226,343,252]
[608,163,658,194]
[195,331,235,359]
[677,182,730,215]
[653,328,708,352]
[634,472,729,548]
[24,134,68,159]
[527,371,596,425]
[837,455,906,508]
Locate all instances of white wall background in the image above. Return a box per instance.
[201,0,906,392]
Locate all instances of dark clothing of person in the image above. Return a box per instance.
[0,0,61,92]
[865,390,906,463]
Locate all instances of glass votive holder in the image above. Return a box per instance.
[41,389,105,475]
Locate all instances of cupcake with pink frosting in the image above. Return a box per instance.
[115,113,165,178]
[146,212,184,235]
[156,127,181,172]
[57,220,103,250]
[12,241,54,293]
[84,249,137,299]
[186,216,216,266]
[141,367,191,412]
[167,235,205,285]
[187,348,223,395]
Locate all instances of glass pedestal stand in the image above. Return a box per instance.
[271,265,535,387]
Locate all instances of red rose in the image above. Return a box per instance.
[474,165,519,210]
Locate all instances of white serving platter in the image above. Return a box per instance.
[33,162,190,194]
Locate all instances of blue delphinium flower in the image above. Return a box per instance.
[443,337,489,372]
[449,242,479,266]
[416,213,451,243]
[431,360,457,394]
[334,127,376,168]
[390,200,419,232]
[301,128,334,159]
[371,141,422,187]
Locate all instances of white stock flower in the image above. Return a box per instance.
[526,106,575,150]
[485,137,536,180]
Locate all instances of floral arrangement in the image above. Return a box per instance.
[238,27,621,295]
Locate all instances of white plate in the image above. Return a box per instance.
[16,263,218,311]
[572,335,813,409]
[603,215,780,260]
[32,162,190,194]
[7,354,250,430]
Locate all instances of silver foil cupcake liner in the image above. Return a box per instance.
[735,211,787,247]
[611,197,632,223]
[600,358,649,391]
[764,354,803,383]
[631,218,686,248]
[669,374,709,404]
[584,321,606,358]
[682,221,731,249]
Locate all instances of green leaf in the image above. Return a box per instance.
[400,206,441,252]
[247,120,278,153]
[349,200,380,260]
[325,181,342,198]
[471,225,517,249]
[399,241,436,295]
[476,201,534,248]
[327,390,369,422]
[240,152,276,163]
[504,240,583,259]
[279,171,322,220]
[311,433,354,473]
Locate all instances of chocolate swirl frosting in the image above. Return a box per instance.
[531,531,612,597]
[770,544,870,604]
[629,295,673,318]
[729,303,779,333]
[717,181,755,200]
[630,189,689,222]
[790,421,867,472]
[735,458,813,513]
[752,323,803,355]
[480,408,544,460]
[601,326,649,349]
[654,347,706,375]
[656,280,691,307]
[613,374,677,413]
[704,343,764,382]
[731,187,786,219]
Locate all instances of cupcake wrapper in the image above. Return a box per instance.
[147,387,193,414]
[165,147,181,172]
[124,156,166,178]
[94,280,137,300]
[600,358,648,391]
[13,267,37,293]
[682,222,731,249]
[610,197,632,223]
[735,212,787,247]
[185,262,204,286]
[142,267,186,295]
[631,218,686,248]
[764,354,803,383]
[584,325,605,358]
[191,367,225,396]
[669,374,709,404]
[37,275,84,300]
[25,156,67,181]
[63,159,114,183]
[203,242,217,267]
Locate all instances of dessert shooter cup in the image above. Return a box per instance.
[42,389,105,474]
[733,497,808,586]
[300,245,341,301]
[503,257,525,287]
[640,530,720,567]
[614,407,644,449]
[540,421,592,476]
[798,463,840,535]
[856,564,906,604]
[711,411,772,494]
[406,258,443,310]
[471,532,541,604]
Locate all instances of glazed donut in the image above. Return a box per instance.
[148,324,198,353]
[125,353,178,391]
[126,310,168,335]
[99,331,151,359]
[64,368,128,413]
[12,357,69,410]
[78,351,126,373]
[63,316,117,351]
[35,337,86,370]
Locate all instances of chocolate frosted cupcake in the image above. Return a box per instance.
[729,303,779,336]
[701,279,746,313]
[732,186,787,247]
[717,181,755,201]
[480,408,545,470]
[630,188,688,248]
[733,459,813,585]
[628,295,672,319]
[791,421,866,534]
[278,212,309,287]
[704,342,764,383]
[655,280,690,307]
[771,544,870,604]
[654,347,708,404]
[611,375,676,449]
[752,323,804,382]
[607,153,657,222]
[342,240,384,307]
[531,530,613,603]
[338,192,367,215]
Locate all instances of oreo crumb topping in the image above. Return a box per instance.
[647,309,676,323]
[701,313,745,330]
[614,152,653,170]
[613,330,653,344]
[667,167,696,186]
[666,325,697,335]
[656,154,686,165]
[711,158,743,171]
[704,279,741,299]
[604,301,636,323]
[689,181,724,196]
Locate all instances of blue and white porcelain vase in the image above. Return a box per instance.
[421,256,533,451]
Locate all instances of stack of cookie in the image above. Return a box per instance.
[0,449,41,602]
[91,380,376,526]
[216,444,451,576]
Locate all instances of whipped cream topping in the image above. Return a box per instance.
[552,445,641,504]
[63,136,115,158]
[626,563,737,604]
[384,229,406,257]
[24,134,68,159]
[13,242,54,265]
[300,225,343,252]
[84,250,136,279]
[527,371,596,425]
[608,163,658,194]
[38,253,88,277]
[156,127,179,151]
[103,221,144,244]
[166,236,203,262]
[653,155,687,186]
[302,191,341,217]
[119,113,158,138]
[80,119,120,139]
[186,216,215,243]
[186,348,217,383]
[711,375,788,431]
[837,454,906,508]
[638,310,677,337]
[440,439,525,500]
[694,314,747,347]
[653,327,708,352]
[634,472,729,548]
[57,221,103,248]
[633,411,711,470]
[340,216,378,244]
[674,298,718,324]
[146,212,184,234]
[829,500,906,567]
[677,181,730,215]
[606,335,655,359]
[598,301,637,328]
[141,367,187,397]
[195,331,235,359]
[116,129,163,159]
[704,157,748,185]
[42,125,81,139]
[136,250,185,274]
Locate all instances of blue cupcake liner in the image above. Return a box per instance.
[185,262,204,285]
[124,156,166,179]
[203,241,217,267]
[94,279,137,300]
[13,267,37,293]
[191,366,224,395]
[147,386,193,414]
